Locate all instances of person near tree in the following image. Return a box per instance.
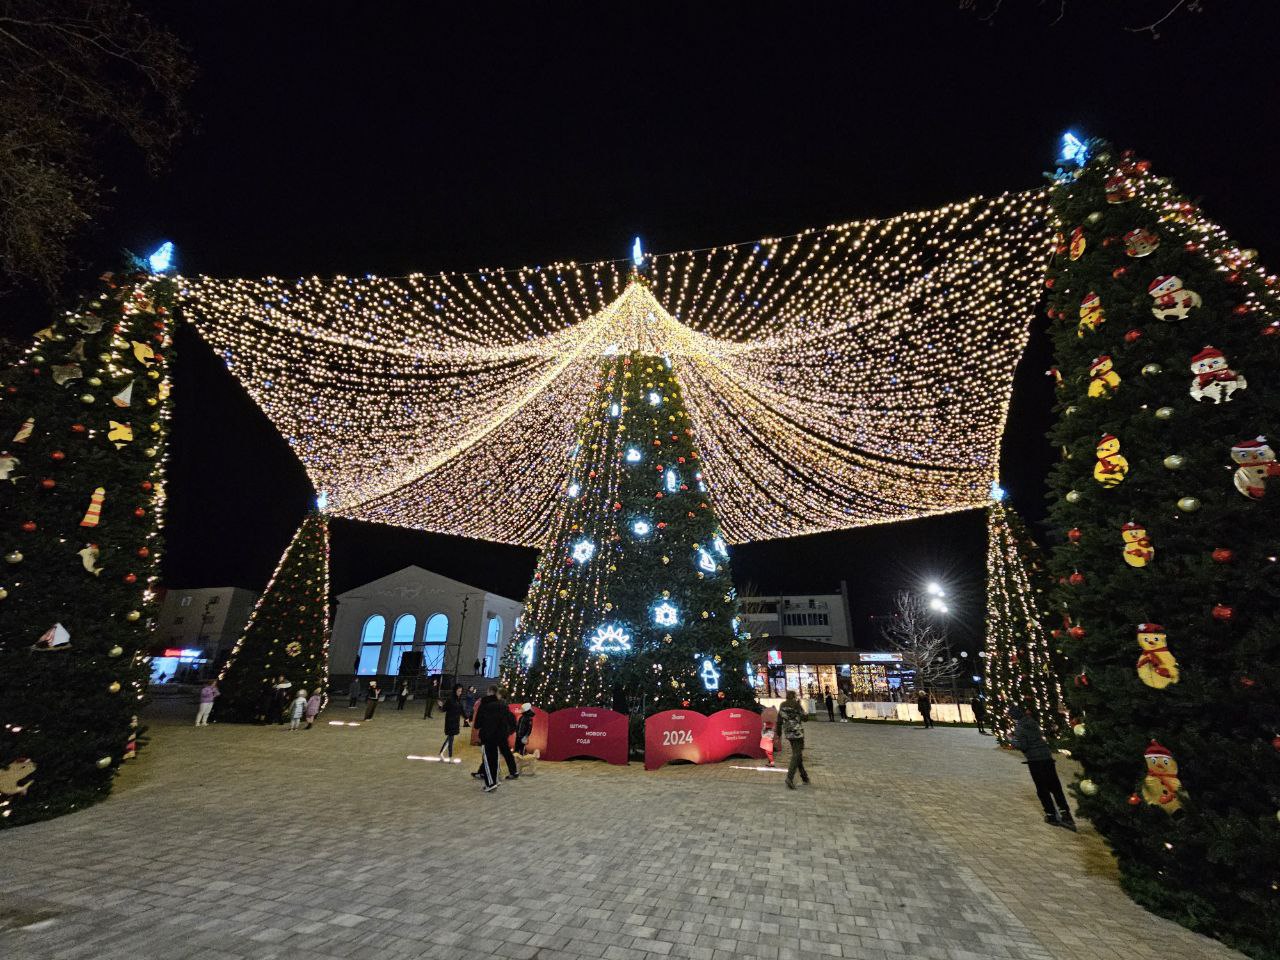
[970,696,988,735]
[439,684,465,758]
[916,689,933,729]
[472,689,519,781]
[1007,705,1075,831]
[304,689,321,729]
[776,691,809,789]
[396,683,409,710]
[759,703,779,766]
[271,675,293,725]
[422,675,438,719]
[475,685,512,792]
[348,677,360,709]
[289,689,307,731]
[823,687,835,722]
[195,681,219,727]
[254,679,275,724]
[515,703,534,756]
[463,685,477,727]
[364,680,380,721]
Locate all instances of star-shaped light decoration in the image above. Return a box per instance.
[653,601,679,627]
[571,539,595,563]
[587,623,632,654]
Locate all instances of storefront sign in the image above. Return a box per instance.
[644,708,765,770]
[542,707,628,765]
[766,649,782,665]
[859,652,901,663]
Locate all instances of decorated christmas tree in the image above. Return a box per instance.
[501,349,754,717]
[0,261,175,827]
[1043,136,1280,957]
[982,496,1069,742]
[214,511,331,721]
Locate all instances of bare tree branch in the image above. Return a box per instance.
[959,0,1204,34]
[880,591,960,689]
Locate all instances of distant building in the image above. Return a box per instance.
[738,584,853,648]
[330,566,523,682]
[151,586,257,683]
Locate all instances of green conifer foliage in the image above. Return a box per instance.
[983,501,1069,742]
[0,268,174,827]
[1044,139,1280,958]
[502,352,754,716]
[215,513,331,721]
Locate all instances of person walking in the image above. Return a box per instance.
[305,688,322,729]
[423,675,438,719]
[396,683,409,711]
[472,689,519,781]
[823,687,836,723]
[760,703,779,766]
[1008,704,1076,830]
[777,691,809,788]
[475,685,510,793]
[348,677,360,708]
[364,680,380,721]
[971,696,989,735]
[917,689,934,729]
[289,689,308,731]
[195,680,219,726]
[440,684,465,758]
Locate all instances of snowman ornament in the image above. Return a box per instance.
[1148,275,1202,321]
[1231,436,1280,499]
[1189,345,1246,404]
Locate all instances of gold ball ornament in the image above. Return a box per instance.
[1079,779,1099,796]
[147,369,159,379]
[1085,211,1103,225]
[96,756,113,769]
[146,397,157,406]
[1163,455,1186,470]
[145,447,157,458]
[0,587,7,599]
[1064,406,1077,416]
[87,376,103,387]
[108,645,123,657]
[1065,490,1082,504]
[1177,496,1201,512]
[80,394,95,404]
[1141,363,1162,376]
[98,352,112,363]
[1154,406,1175,420]
[107,681,121,694]
[1072,722,1086,736]
[5,550,22,564]
[126,610,141,622]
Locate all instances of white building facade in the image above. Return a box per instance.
[330,566,523,681]
[738,585,853,648]
[151,585,258,682]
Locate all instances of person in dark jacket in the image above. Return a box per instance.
[463,686,477,727]
[916,690,933,729]
[823,687,836,722]
[364,680,380,721]
[396,683,409,710]
[515,703,534,755]
[971,696,989,735]
[777,691,810,789]
[439,684,465,758]
[1008,704,1075,830]
[348,677,360,709]
[423,675,438,719]
[474,686,513,792]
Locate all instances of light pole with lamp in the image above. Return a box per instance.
[926,582,961,722]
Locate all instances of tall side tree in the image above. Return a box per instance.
[214,512,331,722]
[1043,136,1280,957]
[502,349,753,716]
[0,263,174,826]
[983,498,1070,742]
[0,1,194,294]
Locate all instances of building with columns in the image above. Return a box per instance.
[329,566,523,682]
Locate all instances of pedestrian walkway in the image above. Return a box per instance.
[0,704,1242,960]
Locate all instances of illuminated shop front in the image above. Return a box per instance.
[758,644,915,700]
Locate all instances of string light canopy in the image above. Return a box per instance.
[179,190,1052,545]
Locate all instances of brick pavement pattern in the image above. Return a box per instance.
[0,705,1243,960]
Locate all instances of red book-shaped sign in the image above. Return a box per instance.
[506,703,550,754]
[701,708,765,765]
[644,709,707,770]
[543,707,628,765]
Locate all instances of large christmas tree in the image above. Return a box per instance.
[1043,137,1280,957]
[215,512,331,721]
[501,349,754,717]
[983,498,1069,742]
[0,264,174,827]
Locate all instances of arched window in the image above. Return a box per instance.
[356,615,385,675]
[485,616,502,677]
[423,613,449,675]
[387,614,417,677]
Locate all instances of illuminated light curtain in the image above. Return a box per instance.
[179,190,1052,544]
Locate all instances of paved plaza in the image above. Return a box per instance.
[1,703,1242,960]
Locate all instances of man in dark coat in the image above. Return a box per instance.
[439,684,464,757]
[971,696,988,735]
[823,687,836,722]
[916,689,933,729]
[1008,704,1075,830]
[474,686,514,792]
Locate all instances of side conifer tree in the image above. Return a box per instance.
[1043,137,1280,958]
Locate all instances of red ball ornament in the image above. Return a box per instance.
[1068,571,1086,586]
[1066,527,1082,542]
[20,520,37,533]
[70,423,86,434]
[1128,793,1142,806]
[1212,548,1234,564]
[1185,241,1201,253]
[50,450,66,462]
[677,456,686,464]
[123,573,138,585]
[1112,267,1127,279]
[1050,629,1062,640]
[1044,277,1055,289]
[39,478,55,490]
[140,480,152,491]
[133,507,146,518]
[6,386,17,395]
[1263,323,1280,337]
[716,691,725,700]
[1272,735,1280,752]
[1074,671,1090,688]
[1102,236,1117,248]
[612,502,622,511]
[1212,603,1234,622]
[1240,676,1257,689]
[1123,329,1142,344]
[1227,271,1243,284]
[652,440,661,447]
[1068,625,1086,640]
[30,367,41,377]
[1233,303,1251,316]
[137,546,150,558]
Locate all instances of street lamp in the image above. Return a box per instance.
[926,582,945,598]
[923,584,960,721]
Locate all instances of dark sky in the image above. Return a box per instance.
[25,1,1280,655]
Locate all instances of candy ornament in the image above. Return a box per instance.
[79,487,106,527]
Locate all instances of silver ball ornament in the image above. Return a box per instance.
[108,645,123,657]
[1163,455,1186,470]
[96,756,112,769]
[80,393,95,404]
[1079,779,1099,796]
[1065,490,1083,504]
[1085,212,1103,225]
[5,550,22,564]
[1141,363,1162,376]
[1154,406,1174,420]
[87,376,103,387]
[1177,496,1201,512]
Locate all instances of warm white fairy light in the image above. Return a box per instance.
[179,190,1051,545]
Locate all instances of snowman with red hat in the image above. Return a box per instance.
[1141,740,1184,814]
[1231,436,1280,499]
[1189,345,1246,403]
[1148,275,1202,321]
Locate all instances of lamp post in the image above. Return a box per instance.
[925,583,961,722]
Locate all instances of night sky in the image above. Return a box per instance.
[18,2,1280,655]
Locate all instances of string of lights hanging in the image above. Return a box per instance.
[179,189,1053,545]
